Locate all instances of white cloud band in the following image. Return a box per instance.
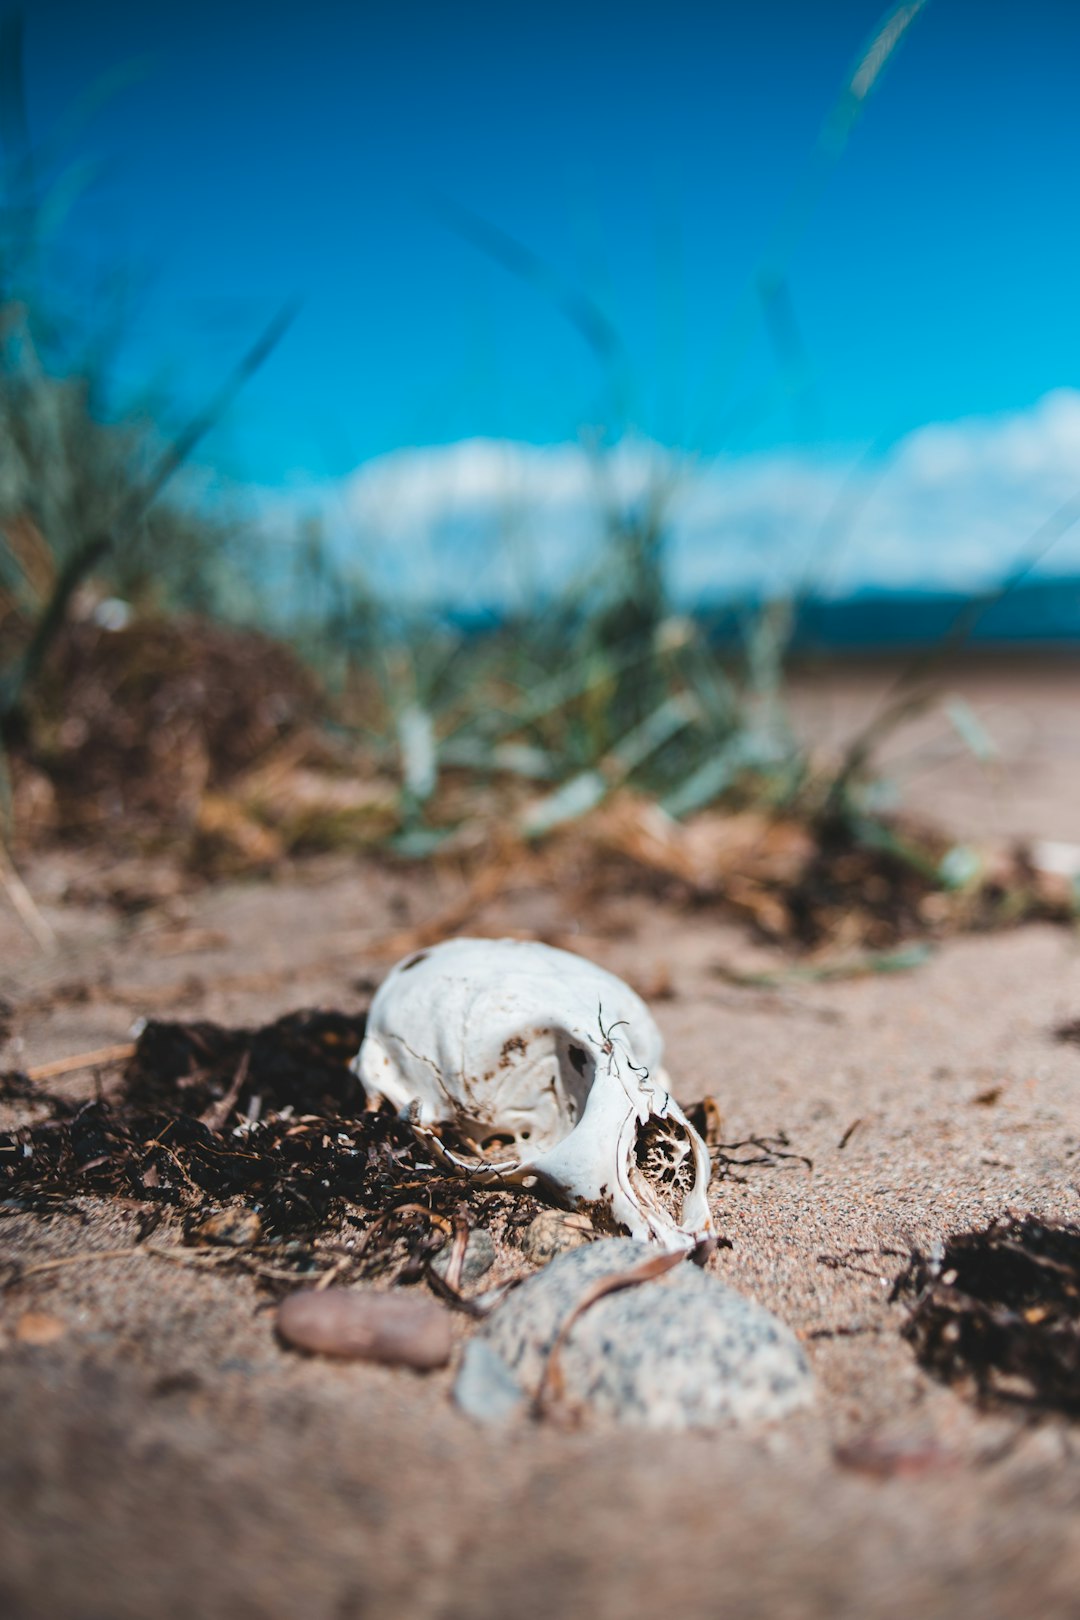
[277,389,1080,610]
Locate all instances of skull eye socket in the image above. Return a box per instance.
[568,1044,588,1075]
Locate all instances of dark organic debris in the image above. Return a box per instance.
[708,1131,813,1182]
[1,1006,542,1291]
[818,1245,907,1281]
[781,817,943,950]
[122,1007,369,1117]
[896,1214,1080,1417]
[21,616,320,841]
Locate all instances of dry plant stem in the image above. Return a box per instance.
[533,1247,687,1420]
[199,1051,251,1131]
[10,1248,145,1280]
[441,1212,471,1294]
[353,1203,450,1262]
[837,1118,863,1150]
[0,842,55,953]
[695,1095,724,1147]
[312,1254,352,1292]
[145,1247,323,1286]
[26,1044,136,1083]
[423,1258,488,1319]
[9,1245,358,1290]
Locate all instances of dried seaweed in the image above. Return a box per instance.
[13,617,321,848]
[896,1214,1080,1416]
[121,1009,369,1118]
[707,1129,814,1183]
[1053,1018,1080,1049]
[0,1007,541,1291]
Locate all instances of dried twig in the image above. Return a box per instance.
[199,1050,251,1132]
[25,1044,136,1084]
[0,842,55,953]
[8,1246,142,1280]
[837,1118,863,1151]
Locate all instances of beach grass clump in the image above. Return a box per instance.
[4,2,1069,956]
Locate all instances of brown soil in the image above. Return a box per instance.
[2,660,1080,1620]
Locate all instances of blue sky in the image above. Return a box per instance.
[26,0,1080,492]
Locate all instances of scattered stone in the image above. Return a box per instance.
[189,1206,263,1248]
[432,1228,497,1286]
[276,1288,453,1369]
[454,1339,527,1423]
[520,1209,594,1266]
[15,1311,67,1346]
[463,1237,814,1430]
[835,1432,955,1479]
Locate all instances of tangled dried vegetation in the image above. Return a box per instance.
[896,1215,1080,1418]
[4,615,1075,954]
[0,1007,547,1300]
[0,1005,817,1297]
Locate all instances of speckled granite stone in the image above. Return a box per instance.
[458,1238,814,1430]
[431,1228,497,1286]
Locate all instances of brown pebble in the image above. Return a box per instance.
[189,1207,263,1248]
[835,1434,956,1479]
[276,1288,452,1369]
[15,1311,67,1346]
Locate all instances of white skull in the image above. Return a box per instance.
[355,937,714,1251]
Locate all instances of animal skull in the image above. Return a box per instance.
[355,937,713,1251]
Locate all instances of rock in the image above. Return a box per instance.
[14,1311,67,1346]
[276,1288,453,1369]
[431,1228,497,1286]
[454,1339,527,1423]
[467,1237,814,1430]
[520,1209,594,1265]
[189,1206,263,1248]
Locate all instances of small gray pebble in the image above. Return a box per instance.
[454,1339,526,1423]
[432,1228,497,1286]
[520,1209,594,1265]
[276,1288,452,1369]
[474,1237,814,1430]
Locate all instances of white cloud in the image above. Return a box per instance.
[276,390,1080,609]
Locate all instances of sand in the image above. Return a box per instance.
[2,660,1080,1620]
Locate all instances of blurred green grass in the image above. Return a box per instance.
[0,3,956,869]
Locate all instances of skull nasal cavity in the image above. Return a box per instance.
[632,1117,697,1221]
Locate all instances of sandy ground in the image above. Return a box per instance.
[2,661,1080,1620]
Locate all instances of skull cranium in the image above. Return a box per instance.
[355,937,713,1251]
